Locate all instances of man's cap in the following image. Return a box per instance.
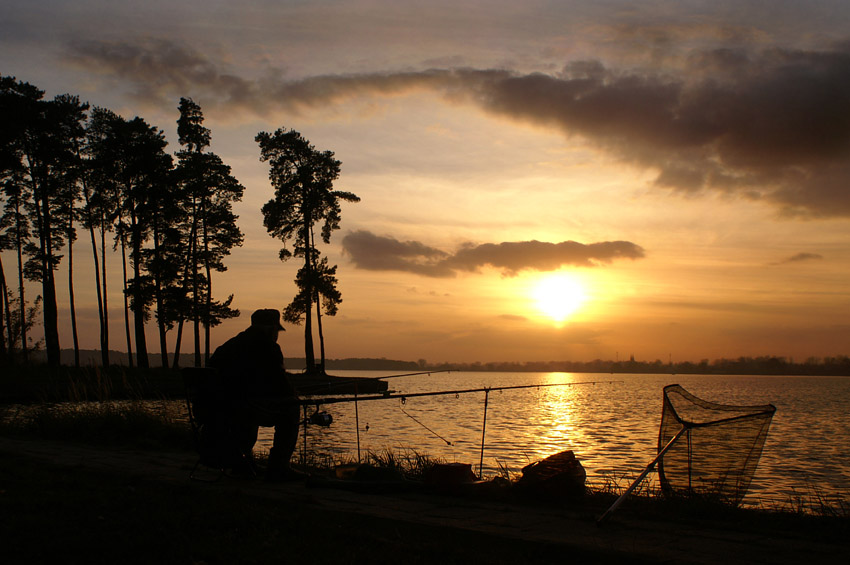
[250,309,285,331]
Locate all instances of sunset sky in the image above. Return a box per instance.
[2,0,850,364]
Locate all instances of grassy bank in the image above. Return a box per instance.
[5,454,611,565]
[0,363,186,403]
[2,396,848,521]
[3,435,848,565]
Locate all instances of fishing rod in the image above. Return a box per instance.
[376,369,453,380]
[294,368,451,381]
[297,379,622,406]
[291,369,453,396]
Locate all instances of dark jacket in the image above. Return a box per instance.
[208,326,292,400]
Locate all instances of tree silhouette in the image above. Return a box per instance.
[91,112,172,368]
[1,77,88,366]
[257,128,358,374]
[1,77,40,362]
[1,77,247,368]
[0,176,32,361]
[144,156,183,368]
[81,107,121,367]
[174,98,243,367]
[0,246,8,361]
[283,251,342,372]
[61,134,81,367]
[1,77,38,362]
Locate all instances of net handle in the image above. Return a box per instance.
[597,425,688,526]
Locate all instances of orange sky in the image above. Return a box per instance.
[2,1,850,364]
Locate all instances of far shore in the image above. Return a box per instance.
[12,348,850,376]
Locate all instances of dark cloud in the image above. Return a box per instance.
[342,230,644,277]
[65,38,259,107]
[341,230,454,278]
[473,49,850,217]
[66,38,850,216]
[772,252,824,265]
[63,38,471,112]
[444,240,645,274]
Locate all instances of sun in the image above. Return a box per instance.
[532,273,587,323]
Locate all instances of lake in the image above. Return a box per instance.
[260,371,850,508]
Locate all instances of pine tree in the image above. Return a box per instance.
[1,77,88,366]
[174,98,243,367]
[256,128,358,374]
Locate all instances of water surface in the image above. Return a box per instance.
[260,371,850,507]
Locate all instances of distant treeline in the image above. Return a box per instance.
[420,356,850,376]
[32,350,850,376]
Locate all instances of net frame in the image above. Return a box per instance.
[657,384,776,505]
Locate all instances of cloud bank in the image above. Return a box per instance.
[341,230,645,277]
[66,38,850,217]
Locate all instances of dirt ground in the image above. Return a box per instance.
[2,436,848,564]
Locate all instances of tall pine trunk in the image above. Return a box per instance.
[82,181,108,367]
[172,219,196,369]
[15,219,27,362]
[0,256,8,361]
[41,261,60,366]
[37,194,61,367]
[191,197,201,367]
[315,288,326,374]
[173,320,184,369]
[2,282,10,356]
[130,215,149,369]
[311,229,326,374]
[88,220,106,367]
[120,231,134,368]
[302,216,315,373]
[67,202,79,368]
[153,225,169,369]
[202,205,212,365]
[99,213,110,366]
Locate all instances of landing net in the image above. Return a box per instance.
[657,384,776,505]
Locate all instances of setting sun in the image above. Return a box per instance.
[532,274,587,323]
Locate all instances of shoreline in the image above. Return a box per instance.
[2,436,848,564]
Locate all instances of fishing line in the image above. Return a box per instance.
[295,379,621,477]
[399,397,453,446]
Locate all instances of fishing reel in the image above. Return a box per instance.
[306,409,333,427]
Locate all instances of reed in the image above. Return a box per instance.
[760,482,849,519]
[333,446,444,480]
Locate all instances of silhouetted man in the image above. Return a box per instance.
[208,308,304,481]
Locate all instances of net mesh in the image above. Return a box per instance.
[657,384,776,505]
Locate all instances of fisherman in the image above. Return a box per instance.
[208,308,305,481]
